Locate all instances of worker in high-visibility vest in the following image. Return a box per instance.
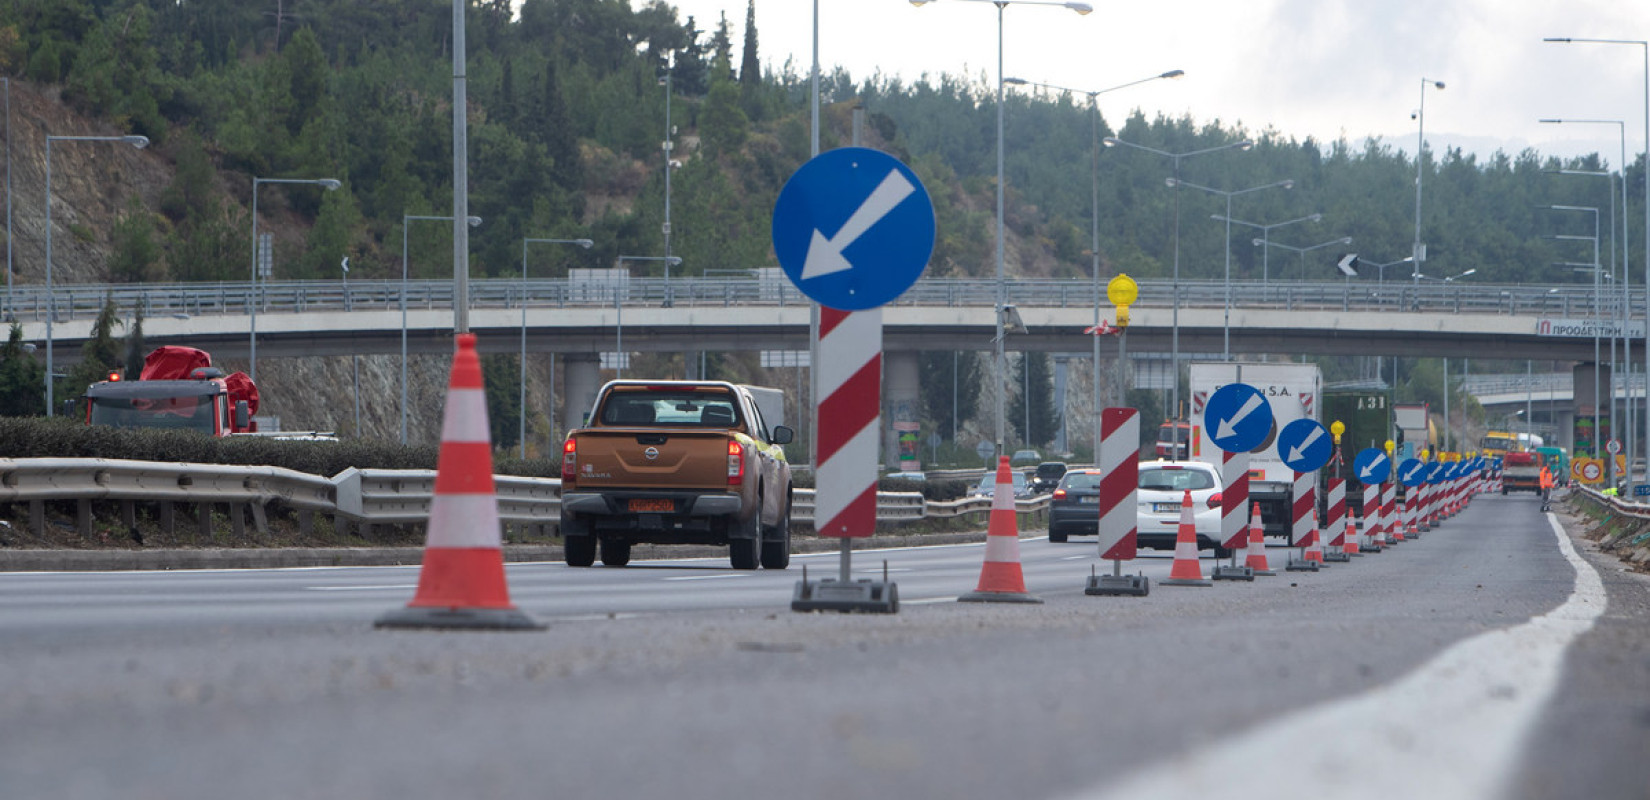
[1539,464,1556,512]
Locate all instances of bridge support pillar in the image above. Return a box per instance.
[685,351,700,380]
[563,353,601,432]
[885,350,920,470]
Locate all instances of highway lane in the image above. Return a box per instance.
[0,492,1645,800]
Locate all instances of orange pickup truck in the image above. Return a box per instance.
[558,381,795,570]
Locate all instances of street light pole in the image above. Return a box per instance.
[250,176,340,385]
[910,0,1092,457]
[1102,136,1252,443]
[1546,204,1603,461]
[1003,69,1183,457]
[1544,37,1649,485]
[400,214,481,445]
[520,237,592,458]
[44,133,149,417]
[1412,78,1446,284]
[1165,176,1294,360]
[1543,118,1633,484]
[1252,236,1354,280]
[1210,212,1321,284]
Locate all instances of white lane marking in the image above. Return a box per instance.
[1068,512,1606,800]
[306,584,418,591]
[663,574,753,582]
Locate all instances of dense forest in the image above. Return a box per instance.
[0,0,1630,456]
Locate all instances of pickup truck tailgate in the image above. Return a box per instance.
[571,428,732,490]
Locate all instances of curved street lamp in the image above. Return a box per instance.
[1102,136,1251,438]
[1411,78,1446,284]
[521,237,593,457]
[1166,176,1294,360]
[910,0,1092,456]
[399,214,481,444]
[250,176,341,385]
[1212,212,1321,284]
[1004,68,1184,453]
[44,133,149,417]
[1253,235,1353,279]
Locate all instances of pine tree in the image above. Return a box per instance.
[109,197,159,283]
[0,323,44,416]
[62,300,125,407]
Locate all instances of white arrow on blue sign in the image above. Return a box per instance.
[1278,418,1332,472]
[1204,383,1273,454]
[1398,457,1426,487]
[1427,463,1446,484]
[1354,447,1391,483]
[771,147,935,311]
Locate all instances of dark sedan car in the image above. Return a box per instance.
[1047,468,1101,542]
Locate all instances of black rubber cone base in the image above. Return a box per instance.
[375,605,546,631]
[792,578,899,614]
[1085,573,1150,596]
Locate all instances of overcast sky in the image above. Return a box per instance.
[659,0,1649,167]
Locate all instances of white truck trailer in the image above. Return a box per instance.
[1188,362,1324,542]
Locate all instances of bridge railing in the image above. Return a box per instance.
[0,277,1621,326]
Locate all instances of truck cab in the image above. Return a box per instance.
[82,347,258,437]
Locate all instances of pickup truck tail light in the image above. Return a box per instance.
[727,440,744,486]
[561,438,577,482]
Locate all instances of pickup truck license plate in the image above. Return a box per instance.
[628,499,673,513]
[1152,502,1179,513]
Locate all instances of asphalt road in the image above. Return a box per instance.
[1,491,1645,800]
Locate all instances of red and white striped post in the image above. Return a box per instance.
[1213,450,1252,579]
[812,307,881,541]
[1324,477,1354,561]
[1289,470,1322,569]
[1360,482,1383,553]
[1087,408,1149,596]
[791,306,899,613]
[1382,480,1400,544]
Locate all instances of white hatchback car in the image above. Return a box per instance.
[1135,460,1231,556]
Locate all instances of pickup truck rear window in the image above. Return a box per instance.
[600,391,744,429]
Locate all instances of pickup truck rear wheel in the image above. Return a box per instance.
[561,514,596,567]
[600,539,631,567]
[760,495,791,570]
[729,495,761,570]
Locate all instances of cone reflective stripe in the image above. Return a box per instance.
[1244,502,1273,573]
[959,456,1042,603]
[1161,490,1211,586]
[376,334,542,631]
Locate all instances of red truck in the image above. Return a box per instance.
[558,381,794,570]
[82,346,259,437]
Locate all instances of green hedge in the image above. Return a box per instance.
[0,417,560,478]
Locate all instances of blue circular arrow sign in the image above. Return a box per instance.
[1354,447,1391,484]
[1278,418,1332,472]
[1427,463,1446,484]
[1204,383,1273,454]
[1398,457,1426,487]
[772,147,935,311]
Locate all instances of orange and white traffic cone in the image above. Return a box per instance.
[1160,490,1212,587]
[376,334,544,631]
[959,456,1042,604]
[1244,503,1276,576]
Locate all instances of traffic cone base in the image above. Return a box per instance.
[960,456,1042,604]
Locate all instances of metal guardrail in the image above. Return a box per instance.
[1574,484,1650,521]
[0,459,1053,542]
[0,276,1624,326]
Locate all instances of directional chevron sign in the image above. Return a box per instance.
[1278,418,1332,473]
[1399,457,1427,487]
[772,147,935,311]
[1204,382,1273,454]
[1354,447,1391,484]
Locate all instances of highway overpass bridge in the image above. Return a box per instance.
[8,276,1642,452]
